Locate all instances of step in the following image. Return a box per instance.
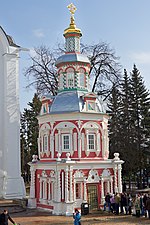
[0,199,27,214]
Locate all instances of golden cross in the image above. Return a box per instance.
[67,3,77,16]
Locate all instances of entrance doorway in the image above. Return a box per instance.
[87,185,98,210]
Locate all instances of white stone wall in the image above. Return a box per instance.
[0,27,25,198]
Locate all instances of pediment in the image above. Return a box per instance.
[83,92,97,99]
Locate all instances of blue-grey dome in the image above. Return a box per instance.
[40,91,106,115]
[50,91,84,114]
[56,53,90,66]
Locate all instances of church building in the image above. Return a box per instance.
[28,3,124,215]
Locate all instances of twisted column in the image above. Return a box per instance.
[30,166,36,198]
[65,167,69,202]
[118,164,122,193]
[69,166,73,202]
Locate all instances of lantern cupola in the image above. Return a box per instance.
[64,3,82,53]
[56,3,90,92]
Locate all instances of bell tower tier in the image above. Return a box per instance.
[56,3,90,92]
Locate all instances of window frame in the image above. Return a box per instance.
[76,182,82,199]
[87,133,96,151]
[43,134,48,152]
[62,134,70,152]
[79,69,85,87]
[66,68,75,88]
[67,73,74,88]
[87,101,96,111]
[59,73,64,89]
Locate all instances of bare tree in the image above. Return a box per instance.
[81,42,122,100]
[24,42,121,99]
[24,45,58,96]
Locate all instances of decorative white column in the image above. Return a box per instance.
[102,133,105,158]
[51,182,54,200]
[37,137,40,158]
[69,166,73,202]
[58,130,61,153]
[96,130,100,156]
[43,180,47,200]
[114,165,118,193]
[85,130,90,156]
[78,134,82,158]
[53,180,57,201]
[65,167,69,202]
[29,166,36,198]
[39,179,42,199]
[74,178,76,201]
[101,178,105,204]
[61,171,65,200]
[57,170,61,202]
[48,180,51,201]
[118,164,122,193]
[28,165,37,208]
[83,179,87,202]
[70,130,73,155]
[50,134,54,158]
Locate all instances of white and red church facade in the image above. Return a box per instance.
[28,3,124,215]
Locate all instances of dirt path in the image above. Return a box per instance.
[12,209,150,225]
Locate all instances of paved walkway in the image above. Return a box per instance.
[11,209,150,225]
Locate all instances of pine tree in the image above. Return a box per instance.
[130,64,150,188]
[20,93,41,183]
[108,66,150,189]
[108,84,122,157]
[119,69,137,186]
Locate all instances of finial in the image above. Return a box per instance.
[64,3,81,36]
[67,3,77,16]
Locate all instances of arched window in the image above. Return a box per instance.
[43,134,48,152]
[59,73,63,89]
[79,68,85,87]
[66,68,74,88]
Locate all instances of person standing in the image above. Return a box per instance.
[105,193,111,212]
[128,194,132,215]
[114,193,121,215]
[146,196,150,219]
[0,209,16,225]
[134,194,141,217]
[73,209,81,225]
[110,194,115,213]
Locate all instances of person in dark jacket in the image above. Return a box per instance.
[0,209,16,225]
[146,196,150,219]
[105,193,111,212]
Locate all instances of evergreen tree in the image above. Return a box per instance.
[119,69,136,186]
[20,93,41,183]
[130,64,150,188]
[108,66,150,189]
[108,84,122,157]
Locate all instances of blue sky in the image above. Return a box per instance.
[1,0,150,110]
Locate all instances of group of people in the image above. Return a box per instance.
[134,193,150,218]
[104,192,150,218]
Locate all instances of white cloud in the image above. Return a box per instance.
[130,52,150,64]
[33,29,45,38]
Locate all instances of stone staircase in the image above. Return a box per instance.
[0,199,27,214]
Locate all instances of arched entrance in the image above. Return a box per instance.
[87,169,100,210]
